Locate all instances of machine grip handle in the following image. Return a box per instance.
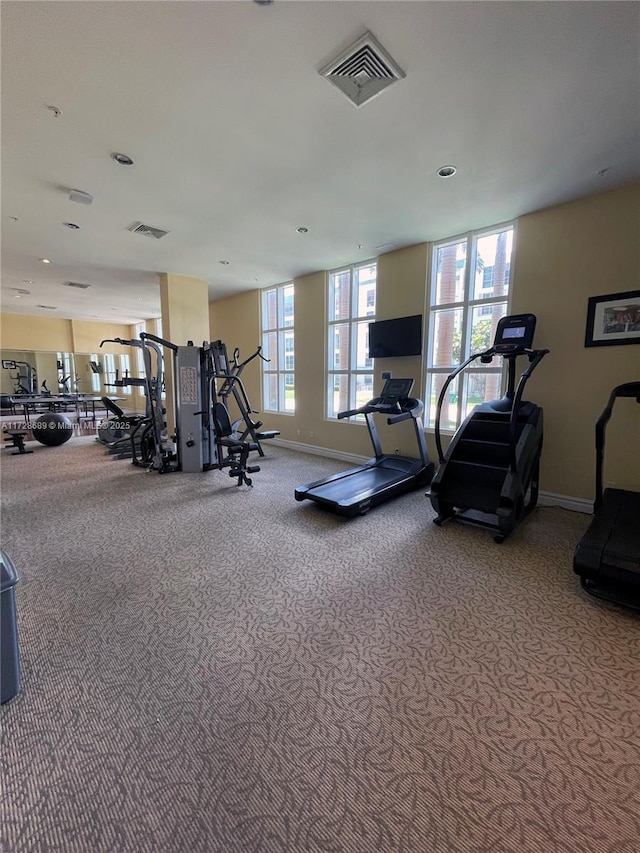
[388,411,411,425]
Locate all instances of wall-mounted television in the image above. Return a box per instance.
[368,314,423,358]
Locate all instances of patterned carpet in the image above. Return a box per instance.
[1,435,639,853]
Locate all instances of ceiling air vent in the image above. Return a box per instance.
[37,305,58,310]
[320,31,405,108]
[127,222,169,239]
[64,281,91,289]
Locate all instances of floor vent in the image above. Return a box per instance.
[127,222,169,239]
[320,31,405,108]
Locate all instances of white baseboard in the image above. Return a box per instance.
[269,438,367,466]
[270,439,593,515]
[538,491,592,514]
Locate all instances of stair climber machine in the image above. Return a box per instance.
[295,378,434,518]
[429,314,549,543]
[573,382,640,611]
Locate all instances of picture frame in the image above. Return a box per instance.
[585,290,640,348]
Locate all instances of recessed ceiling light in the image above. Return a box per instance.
[296,226,309,234]
[9,216,18,222]
[437,165,457,178]
[112,152,134,166]
[219,260,230,265]
[46,105,62,118]
[63,222,80,230]
[23,280,33,284]
[40,258,52,264]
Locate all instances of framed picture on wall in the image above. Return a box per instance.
[585,290,640,347]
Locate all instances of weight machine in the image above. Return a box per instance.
[101,334,260,486]
[208,340,280,456]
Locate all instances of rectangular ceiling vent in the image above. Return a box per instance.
[320,31,405,108]
[64,281,91,289]
[127,222,169,239]
[37,305,58,310]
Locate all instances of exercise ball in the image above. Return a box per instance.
[31,413,74,447]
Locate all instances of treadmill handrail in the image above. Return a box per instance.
[337,395,422,421]
[594,381,640,511]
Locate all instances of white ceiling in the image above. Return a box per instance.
[2,1,639,325]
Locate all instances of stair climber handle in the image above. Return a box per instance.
[434,352,486,462]
[507,348,550,472]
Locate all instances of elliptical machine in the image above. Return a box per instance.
[429,313,549,542]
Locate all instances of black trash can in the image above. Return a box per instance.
[1,550,21,704]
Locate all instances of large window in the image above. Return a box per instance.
[262,283,294,413]
[327,261,376,418]
[425,224,514,431]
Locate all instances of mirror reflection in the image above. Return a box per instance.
[1,349,138,404]
[1,350,78,396]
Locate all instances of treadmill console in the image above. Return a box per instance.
[377,378,414,408]
[493,313,537,353]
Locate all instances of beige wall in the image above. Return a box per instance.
[160,273,210,429]
[209,289,262,426]
[512,182,640,498]
[70,320,133,355]
[210,182,640,502]
[0,314,134,356]
[1,314,73,351]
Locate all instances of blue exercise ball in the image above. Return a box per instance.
[31,414,74,447]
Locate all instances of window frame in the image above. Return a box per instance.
[261,282,295,414]
[326,259,377,420]
[425,222,515,433]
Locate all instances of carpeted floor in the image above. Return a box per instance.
[1,434,639,853]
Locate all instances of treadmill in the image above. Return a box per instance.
[573,381,640,611]
[295,378,434,517]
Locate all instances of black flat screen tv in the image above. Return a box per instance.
[368,314,423,358]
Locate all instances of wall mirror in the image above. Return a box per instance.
[1,350,78,396]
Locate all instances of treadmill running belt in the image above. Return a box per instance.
[303,467,408,508]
